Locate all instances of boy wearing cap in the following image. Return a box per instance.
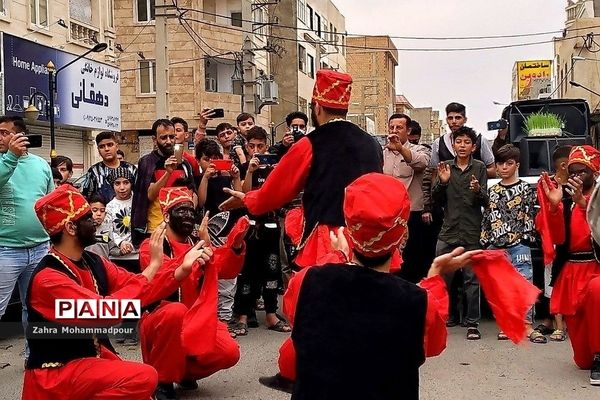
[221,69,383,269]
[539,145,600,385]
[22,185,210,400]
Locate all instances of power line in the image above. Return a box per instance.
[120,52,235,73]
[185,17,582,52]
[119,19,153,54]
[173,6,600,42]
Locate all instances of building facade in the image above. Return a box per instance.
[269,0,346,138]
[395,95,414,116]
[115,0,272,159]
[0,0,119,175]
[554,1,600,111]
[411,107,442,145]
[346,35,397,135]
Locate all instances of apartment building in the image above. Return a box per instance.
[270,0,346,138]
[0,0,119,174]
[346,35,398,135]
[115,0,271,158]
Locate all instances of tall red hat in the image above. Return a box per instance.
[311,69,353,110]
[344,173,410,257]
[159,187,194,214]
[568,145,600,173]
[35,185,91,235]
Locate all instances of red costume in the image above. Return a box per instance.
[138,187,247,384]
[276,174,540,384]
[540,146,600,369]
[275,173,449,381]
[242,70,383,268]
[23,185,178,400]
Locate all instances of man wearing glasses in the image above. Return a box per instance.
[269,111,309,162]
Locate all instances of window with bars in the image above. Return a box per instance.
[30,0,48,27]
[139,60,157,94]
[136,0,155,23]
[299,45,306,72]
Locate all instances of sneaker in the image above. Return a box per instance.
[178,379,199,390]
[591,354,600,386]
[258,373,294,394]
[445,318,459,328]
[154,383,177,400]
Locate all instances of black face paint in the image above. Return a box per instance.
[169,203,196,237]
[76,212,97,248]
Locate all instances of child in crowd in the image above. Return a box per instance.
[231,127,291,336]
[432,126,488,340]
[196,138,243,331]
[85,195,114,258]
[230,113,255,167]
[481,145,543,343]
[50,155,74,185]
[535,145,571,341]
[105,168,135,256]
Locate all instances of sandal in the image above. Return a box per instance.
[466,327,481,340]
[268,320,292,333]
[549,329,566,342]
[534,324,554,336]
[232,321,248,336]
[529,330,548,344]
[497,331,509,341]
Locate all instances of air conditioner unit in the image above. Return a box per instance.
[260,80,279,103]
[205,78,217,92]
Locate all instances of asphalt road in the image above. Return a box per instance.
[0,320,598,400]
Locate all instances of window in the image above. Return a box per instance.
[137,0,155,23]
[332,25,338,49]
[231,11,242,27]
[307,5,313,29]
[139,60,157,94]
[0,0,6,16]
[321,17,328,41]
[307,54,315,78]
[30,0,48,27]
[107,0,114,28]
[315,13,321,36]
[297,0,306,23]
[253,8,266,40]
[299,45,306,72]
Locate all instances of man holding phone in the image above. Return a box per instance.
[270,111,309,162]
[131,119,197,245]
[0,116,54,362]
[171,117,201,179]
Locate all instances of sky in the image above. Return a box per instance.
[336,0,567,138]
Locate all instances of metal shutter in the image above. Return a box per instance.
[26,126,86,177]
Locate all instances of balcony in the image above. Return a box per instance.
[69,19,100,47]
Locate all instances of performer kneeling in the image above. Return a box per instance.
[260,173,481,398]
[23,185,206,400]
[139,187,249,400]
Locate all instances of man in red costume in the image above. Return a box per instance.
[539,145,600,385]
[259,173,479,394]
[139,187,250,400]
[261,173,541,396]
[22,185,209,400]
[220,69,383,268]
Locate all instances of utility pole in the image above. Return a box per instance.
[155,0,169,118]
[241,0,257,114]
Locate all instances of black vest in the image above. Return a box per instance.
[301,121,383,243]
[26,251,117,369]
[292,265,427,400]
[438,134,483,162]
[551,197,600,285]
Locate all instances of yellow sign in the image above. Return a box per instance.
[516,60,552,100]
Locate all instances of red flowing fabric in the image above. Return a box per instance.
[181,259,218,357]
[471,250,541,344]
[535,175,565,265]
[285,207,304,246]
[217,216,250,279]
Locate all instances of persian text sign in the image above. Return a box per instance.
[2,33,121,131]
[516,60,552,100]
